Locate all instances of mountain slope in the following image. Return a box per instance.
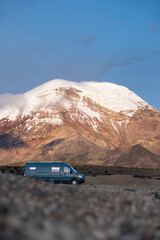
[0,79,159,167]
[31,134,121,165]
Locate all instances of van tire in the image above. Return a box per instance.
[71,179,78,185]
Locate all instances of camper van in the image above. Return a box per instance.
[24,162,85,184]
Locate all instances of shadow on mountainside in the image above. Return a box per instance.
[0,134,25,149]
[42,138,65,149]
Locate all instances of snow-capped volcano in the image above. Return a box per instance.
[0,79,159,167]
[0,79,150,121]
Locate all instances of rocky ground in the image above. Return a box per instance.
[0,173,160,240]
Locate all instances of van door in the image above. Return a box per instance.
[60,166,73,183]
[36,166,50,179]
[50,166,62,183]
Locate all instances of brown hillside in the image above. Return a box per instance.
[115,144,160,168]
[31,134,120,165]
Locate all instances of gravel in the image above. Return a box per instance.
[0,173,160,240]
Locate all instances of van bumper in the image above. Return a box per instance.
[78,177,85,184]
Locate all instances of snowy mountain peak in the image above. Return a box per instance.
[0,79,152,121]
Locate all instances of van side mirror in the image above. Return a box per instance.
[70,170,73,174]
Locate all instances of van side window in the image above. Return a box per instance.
[29,167,36,170]
[51,167,60,172]
[37,167,49,173]
[64,167,71,173]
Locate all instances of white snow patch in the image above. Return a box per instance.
[76,102,102,121]
[32,115,62,125]
[124,111,136,117]
[125,120,129,126]
[26,124,33,131]
[69,114,76,121]
[89,121,99,132]
[117,120,129,126]
[109,119,119,134]
[25,114,62,129]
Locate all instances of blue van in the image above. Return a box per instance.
[24,162,85,184]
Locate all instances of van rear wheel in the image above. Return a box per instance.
[71,179,78,185]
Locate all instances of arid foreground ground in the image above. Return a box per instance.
[0,170,160,240]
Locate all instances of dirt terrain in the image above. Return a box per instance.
[0,171,160,240]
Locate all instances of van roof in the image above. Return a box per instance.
[25,162,70,166]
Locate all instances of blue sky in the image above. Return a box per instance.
[0,0,160,109]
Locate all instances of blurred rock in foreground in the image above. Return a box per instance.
[0,173,160,240]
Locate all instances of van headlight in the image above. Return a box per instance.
[78,175,83,178]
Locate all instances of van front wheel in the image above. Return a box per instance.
[71,179,78,185]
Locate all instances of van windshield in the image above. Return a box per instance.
[70,166,78,173]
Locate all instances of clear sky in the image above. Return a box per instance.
[0,0,160,109]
